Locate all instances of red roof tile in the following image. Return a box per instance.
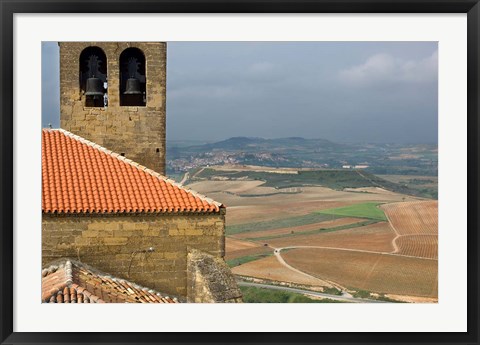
[42,129,223,214]
[42,260,180,303]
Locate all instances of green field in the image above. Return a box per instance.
[226,213,337,235]
[226,252,273,267]
[239,286,344,303]
[248,219,378,241]
[317,202,387,221]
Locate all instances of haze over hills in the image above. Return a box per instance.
[189,136,344,152]
[167,136,438,177]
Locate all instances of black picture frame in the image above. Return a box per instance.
[1,1,479,344]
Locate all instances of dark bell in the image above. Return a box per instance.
[85,77,104,96]
[124,78,142,95]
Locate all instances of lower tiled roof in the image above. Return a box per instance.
[42,259,180,303]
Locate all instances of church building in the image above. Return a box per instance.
[41,42,242,303]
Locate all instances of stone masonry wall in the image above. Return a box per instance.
[187,248,242,303]
[59,42,166,175]
[42,212,225,298]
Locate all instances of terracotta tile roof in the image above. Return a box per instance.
[42,260,180,303]
[42,129,223,214]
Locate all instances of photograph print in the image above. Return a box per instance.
[41,41,438,303]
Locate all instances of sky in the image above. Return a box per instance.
[42,41,438,144]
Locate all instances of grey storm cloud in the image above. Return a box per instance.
[42,41,438,144]
[338,50,438,85]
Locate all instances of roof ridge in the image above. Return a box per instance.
[45,128,223,209]
[64,260,73,285]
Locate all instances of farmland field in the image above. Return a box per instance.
[186,165,438,302]
[380,174,438,187]
[226,237,263,251]
[225,238,273,260]
[188,182,420,226]
[382,201,438,235]
[245,219,379,241]
[379,175,438,199]
[226,252,274,267]
[232,255,330,287]
[318,202,387,221]
[267,222,396,252]
[396,235,438,259]
[234,217,362,240]
[282,248,438,298]
[193,168,429,197]
[226,212,336,235]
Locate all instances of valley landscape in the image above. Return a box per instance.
[168,137,438,303]
[41,41,440,308]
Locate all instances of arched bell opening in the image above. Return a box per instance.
[79,46,107,107]
[120,48,146,107]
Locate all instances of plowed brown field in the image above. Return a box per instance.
[226,237,262,251]
[396,235,438,259]
[231,255,329,287]
[268,222,396,252]
[225,238,272,260]
[382,201,438,235]
[282,248,438,298]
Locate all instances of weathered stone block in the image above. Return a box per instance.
[82,230,99,238]
[104,222,121,231]
[104,237,128,246]
[187,248,242,303]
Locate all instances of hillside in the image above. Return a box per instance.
[167,136,438,177]
[192,167,432,198]
[193,136,343,152]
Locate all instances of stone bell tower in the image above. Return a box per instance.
[59,42,167,175]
